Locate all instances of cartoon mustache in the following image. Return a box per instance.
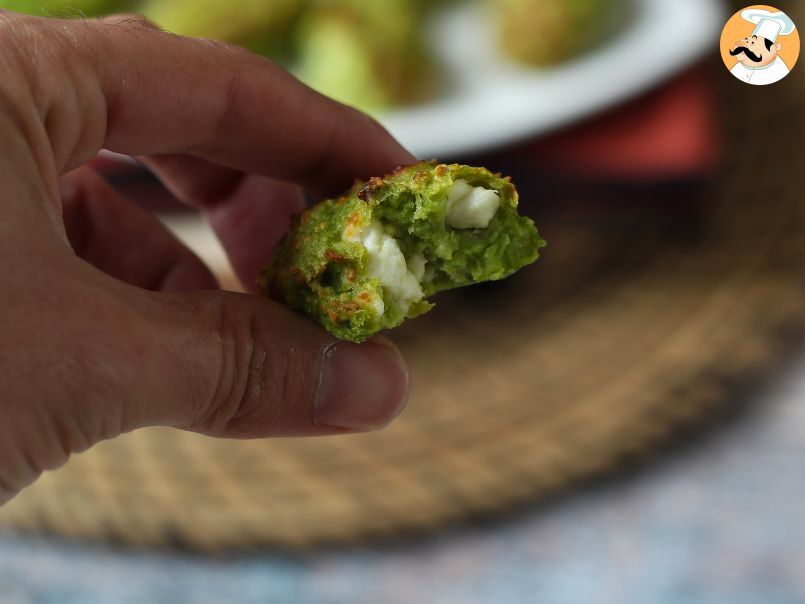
[730,46,763,63]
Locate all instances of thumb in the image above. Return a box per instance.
[128,290,410,437]
[0,277,410,504]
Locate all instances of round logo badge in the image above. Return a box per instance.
[720,5,800,86]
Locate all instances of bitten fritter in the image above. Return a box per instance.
[261,161,545,342]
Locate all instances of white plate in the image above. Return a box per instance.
[381,0,726,158]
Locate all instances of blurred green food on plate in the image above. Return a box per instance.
[1,0,633,110]
[2,0,133,16]
[489,0,633,66]
[295,0,436,112]
[140,0,306,61]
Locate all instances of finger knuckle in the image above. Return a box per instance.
[0,13,42,92]
[197,299,290,437]
[0,12,70,67]
[0,10,32,45]
[211,62,246,141]
[0,282,131,497]
[0,14,88,144]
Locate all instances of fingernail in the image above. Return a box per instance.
[314,339,409,431]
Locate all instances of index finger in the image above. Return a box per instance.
[3,13,415,195]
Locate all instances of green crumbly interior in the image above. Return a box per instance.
[262,162,545,343]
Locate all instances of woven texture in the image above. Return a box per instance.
[2,22,804,549]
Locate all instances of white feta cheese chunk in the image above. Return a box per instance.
[445,180,500,229]
[407,253,427,282]
[358,220,424,315]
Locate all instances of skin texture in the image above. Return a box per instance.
[263,162,545,342]
[730,35,782,68]
[0,12,413,505]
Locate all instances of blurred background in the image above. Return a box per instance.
[1,0,805,602]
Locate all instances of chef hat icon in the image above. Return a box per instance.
[741,9,796,43]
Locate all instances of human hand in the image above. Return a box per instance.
[0,12,413,504]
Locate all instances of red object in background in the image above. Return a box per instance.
[525,68,719,180]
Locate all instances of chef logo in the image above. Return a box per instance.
[720,5,799,86]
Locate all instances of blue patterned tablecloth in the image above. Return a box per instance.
[2,350,805,604]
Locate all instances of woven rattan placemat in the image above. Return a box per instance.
[2,15,804,549]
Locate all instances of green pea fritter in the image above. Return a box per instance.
[261,161,545,342]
